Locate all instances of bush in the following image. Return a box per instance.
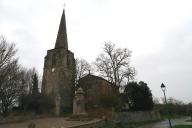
[155,98,192,117]
[173,125,192,128]
[123,81,154,111]
[99,93,123,111]
[19,93,54,114]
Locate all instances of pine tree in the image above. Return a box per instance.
[124,81,153,111]
[32,73,39,94]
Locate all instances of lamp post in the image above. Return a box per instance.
[161,83,172,128]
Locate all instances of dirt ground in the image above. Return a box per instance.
[0,117,100,128]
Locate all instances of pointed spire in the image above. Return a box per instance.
[55,9,68,49]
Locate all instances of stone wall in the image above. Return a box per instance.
[87,107,114,118]
[113,111,161,123]
[78,74,117,108]
[65,119,105,128]
[66,111,160,128]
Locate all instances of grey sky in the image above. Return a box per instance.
[1,0,192,102]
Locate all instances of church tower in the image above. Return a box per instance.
[41,10,75,115]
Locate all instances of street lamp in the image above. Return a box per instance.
[161,83,172,128]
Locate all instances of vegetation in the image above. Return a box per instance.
[99,92,121,109]
[19,93,54,114]
[123,81,153,111]
[154,97,192,117]
[0,36,25,116]
[31,73,39,94]
[0,36,53,117]
[19,71,54,114]
[172,125,192,128]
[95,42,136,88]
[75,58,91,87]
[101,120,161,128]
[101,124,192,128]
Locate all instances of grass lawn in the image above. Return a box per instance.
[101,120,161,128]
[173,125,192,128]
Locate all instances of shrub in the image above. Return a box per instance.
[19,93,54,114]
[99,93,123,111]
[123,81,153,111]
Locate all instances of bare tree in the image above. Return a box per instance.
[22,67,39,94]
[124,67,136,84]
[0,36,24,116]
[19,67,37,95]
[95,42,135,87]
[75,58,91,86]
[0,36,17,68]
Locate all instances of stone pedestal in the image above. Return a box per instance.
[55,96,61,116]
[73,87,87,115]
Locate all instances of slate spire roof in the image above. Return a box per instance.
[55,9,68,49]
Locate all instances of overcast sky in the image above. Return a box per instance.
[1,0,192,102]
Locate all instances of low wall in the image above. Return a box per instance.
[66,119,105,128]
[113,111,160,123]
[87,107,113,118]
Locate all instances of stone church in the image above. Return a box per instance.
[41,9,116,116]
[78,74,117,109]
[41,9,75,115]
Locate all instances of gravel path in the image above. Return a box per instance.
[0,117,101,128]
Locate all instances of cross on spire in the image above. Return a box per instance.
[63,3,66,9]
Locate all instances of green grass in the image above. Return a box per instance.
[173,125,192,128]
[160,114,184,119]
[100,120,161,128]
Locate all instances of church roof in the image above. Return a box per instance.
[78,74,118,92]
[79,74,113,85]
[55,9,68,49]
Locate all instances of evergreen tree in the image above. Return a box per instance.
[32,73,39,94]
[124,81,153,111]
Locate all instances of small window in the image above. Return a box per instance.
[67,55,70,66]
[52,54,56,66]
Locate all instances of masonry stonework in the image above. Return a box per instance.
[78,74,117,109]
[41,10,75,115]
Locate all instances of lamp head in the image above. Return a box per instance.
[161,83,166,91]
